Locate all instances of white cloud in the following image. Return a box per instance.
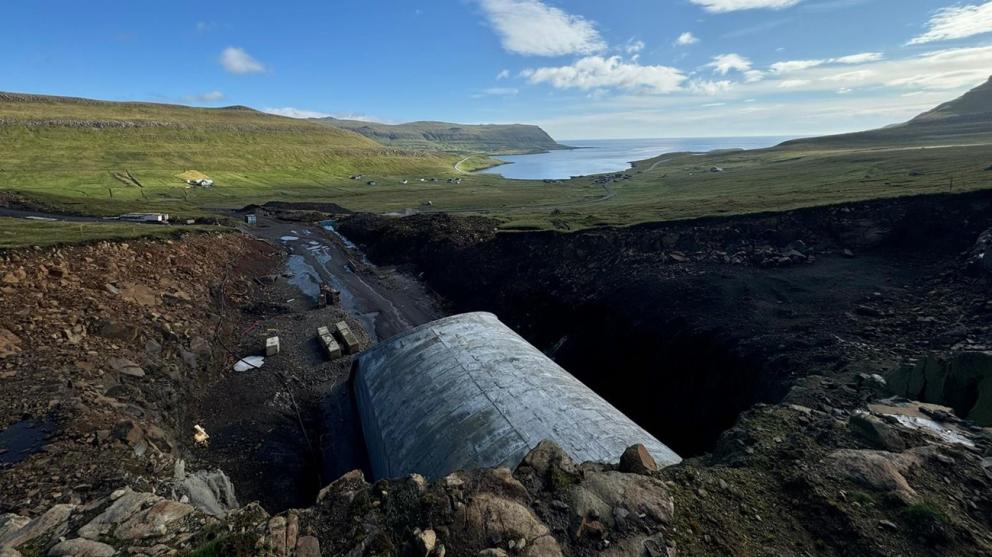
[823,70,874,82]
[770,59,825,73]
[707,53,753,75]
[909,2,992,45]
[689,80,734,95]
[744,70,766,82]
[626,39,646,54]
[676,32,699,46]
[477,0,606,56]
[834,52,884,64]
[525,55,686,93]
[769,53,883,74]
[220,47,265,74]
[690,0,800,13]
[496,69,511,80]
[741,45,991,94]
[264,107,331,119]
[473,87,520,97]
[186,90,225,103]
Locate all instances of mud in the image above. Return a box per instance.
[189,211,444,512]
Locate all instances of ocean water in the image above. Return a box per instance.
[479,136,797,180]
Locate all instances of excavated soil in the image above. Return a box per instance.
[339,190,992,456]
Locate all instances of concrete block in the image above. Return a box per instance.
[334,321,360,354]
[265,336,280,356]
[317,327,342,359]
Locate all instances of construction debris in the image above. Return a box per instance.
[233,355,265,372]
[265,336,281,356]
[335,321,360,354]
[193,425,210,447]
[318,326,342,359]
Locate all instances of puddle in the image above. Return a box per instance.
[280,236,300,242]
[286,255,321,300]
[0,418,56,465]
[321,220,360,252]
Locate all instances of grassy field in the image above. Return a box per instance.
[0,92,458,216]
[2,85,991,237]
[0,217,220,249]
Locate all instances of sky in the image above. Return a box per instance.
[2,0,991,139]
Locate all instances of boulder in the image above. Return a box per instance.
[296,536,320,557]
[619,444,658,475]
[451,494,562,557]
[889,352,992,426]
[109,357,145,378]
[78,489,158,539]
[848,412,905,451]
[47,538,116,557]
[114,499,194,540]
[0,515,29,540]
[825,449,917,502]
[569,471,674,528]
[967,228,992,274]
[174,464,239,517]
[0,504,75,549]
[93,319,138,342]
[0,328,22,359]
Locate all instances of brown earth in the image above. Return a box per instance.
[2,190,992,556]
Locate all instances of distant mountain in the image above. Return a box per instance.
[313,118,569,155]
[783,76,992,148]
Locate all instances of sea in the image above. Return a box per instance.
[478,136,799,180]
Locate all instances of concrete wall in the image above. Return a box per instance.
[353,312,681,481]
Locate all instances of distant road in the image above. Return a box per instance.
[453,156,473,174]
[0,207,103,222]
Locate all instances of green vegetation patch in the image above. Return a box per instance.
[0,217,220,249]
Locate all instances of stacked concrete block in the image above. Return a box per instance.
[334,321,360,354]
[317,326,342,359]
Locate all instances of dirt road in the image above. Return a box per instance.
[191,212,444,511]
[249,215,442,342]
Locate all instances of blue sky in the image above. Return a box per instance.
[3,0,991,139]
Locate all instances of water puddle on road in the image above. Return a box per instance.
[0,417,56,465]
[286,255,321,300]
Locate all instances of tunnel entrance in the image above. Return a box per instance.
[500,300,789,457]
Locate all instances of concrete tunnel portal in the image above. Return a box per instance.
[351,312,681,481]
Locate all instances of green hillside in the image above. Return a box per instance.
[314,118,568,155]
[0,92,456,215]
[781,77,992,148]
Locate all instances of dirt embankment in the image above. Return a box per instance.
[331,192,992,555]
[339,191,992,455]
[0,233,279,515]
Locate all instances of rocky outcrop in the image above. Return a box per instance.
[968,227,992,274]
[1,442,676,556]
[889,351,992,425]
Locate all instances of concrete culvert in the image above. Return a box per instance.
[353,312,681,481]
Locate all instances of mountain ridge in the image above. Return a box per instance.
[313,117,569,155]
[780,75,992,148]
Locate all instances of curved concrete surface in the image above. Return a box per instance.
[354,312,681,480]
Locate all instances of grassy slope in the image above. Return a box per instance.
[0,93,462,215]
[314,118,568,155]
[2,81,991,234]
[0,216,219,249]
[496,78,992,229]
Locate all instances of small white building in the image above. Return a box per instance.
[118,213,170,223]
